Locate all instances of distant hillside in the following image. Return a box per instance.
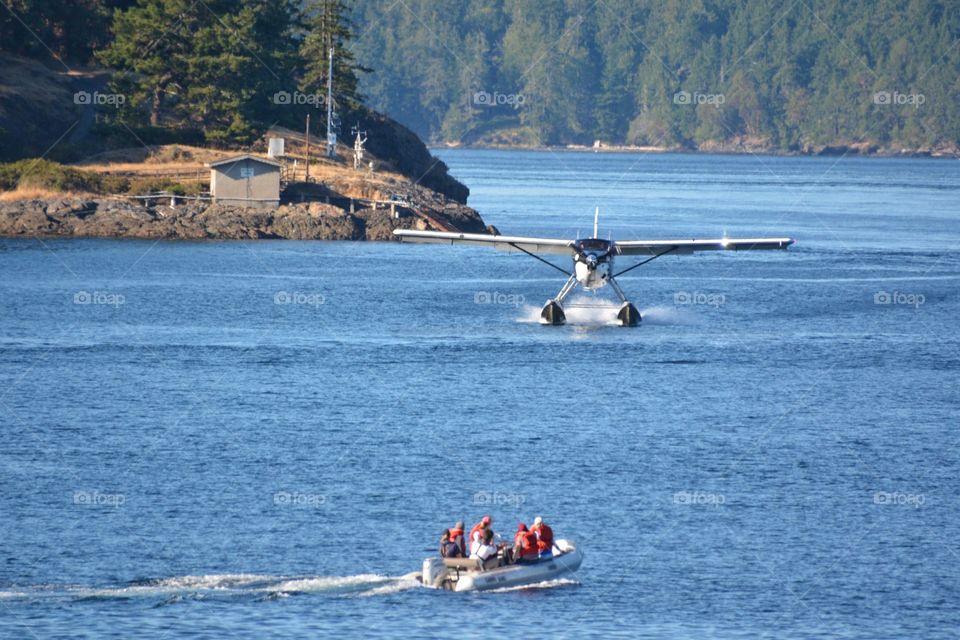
[348,0,960,153]
[0,54,84,161]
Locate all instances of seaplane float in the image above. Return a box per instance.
[394,208,794,326]
[415,540,583,592]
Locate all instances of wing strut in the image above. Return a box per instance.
[508,242,573,276]
[613,246,679,278]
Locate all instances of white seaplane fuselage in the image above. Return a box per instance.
[572,238,614,290]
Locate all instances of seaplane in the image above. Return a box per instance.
[393,209,794,326]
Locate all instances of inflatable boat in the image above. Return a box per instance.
[418,539,582,592]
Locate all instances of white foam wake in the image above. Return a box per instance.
[270,574,396,594]
[484,578,580,593]
[516,295,620,326]
[143,573,276,590]
[1,573,422,602]
[635,304,700,325]
[353,575,423,598]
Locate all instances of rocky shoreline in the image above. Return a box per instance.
[0,191,487,242]
[439,141,959,159]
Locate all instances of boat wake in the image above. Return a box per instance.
[0,572,581,603]
[485,578,580,593]
[0,573,422,604]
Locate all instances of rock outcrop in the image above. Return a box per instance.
[0,193,486,241]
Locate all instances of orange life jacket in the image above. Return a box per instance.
[468,523,485,549]
[448,527,465,553]
[532,523,554,551]
[515,530,538,558]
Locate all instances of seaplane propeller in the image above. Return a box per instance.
[394,208,794,326]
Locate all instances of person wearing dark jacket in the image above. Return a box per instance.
[440,530,463,558]
[447,520,466,557]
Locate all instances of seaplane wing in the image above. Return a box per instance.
[615,237,795,255]
[393,229,574,255]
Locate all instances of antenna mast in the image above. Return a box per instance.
[304,113,310,182]
[351,123,368,170]
[325,46,336,158]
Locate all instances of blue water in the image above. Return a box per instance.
[1,150,958,638]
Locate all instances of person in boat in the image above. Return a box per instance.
[447,520,466,557]
[513,523,539,565]
[531,516,554,559]
[440,530,463,558]
[468,515,493,555]
[470,527,499,570]
[439,530,451,556]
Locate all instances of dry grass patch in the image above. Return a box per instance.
[0,186,96,201]
[78,161,209,175]
[75,144,232,172]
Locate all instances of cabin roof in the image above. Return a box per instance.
[207,154,282,169]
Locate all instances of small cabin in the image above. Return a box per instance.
[207,154,282,209]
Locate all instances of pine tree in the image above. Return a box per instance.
[98,0,205,127]
[98,0,299,142]
[1,0,111,62]
[299,0,370,109]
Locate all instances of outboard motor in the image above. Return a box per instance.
[422,557,448,588]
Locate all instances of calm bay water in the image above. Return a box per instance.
[1,150,959,638]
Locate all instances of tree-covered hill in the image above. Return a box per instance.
[347,0,960,152]
[0,1,470,199]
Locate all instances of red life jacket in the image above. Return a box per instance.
[515,530,538,558]
[532,523,554,551]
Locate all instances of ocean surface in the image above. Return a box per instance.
[1,149,958,638]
